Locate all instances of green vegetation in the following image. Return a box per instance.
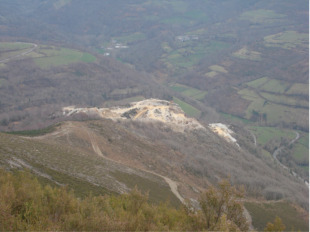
[220,113,251,124]
[244,201,308,231]
[173,97,201,117]
[246,77,269,88]
[247,77,291,94]
[286,83,309,96]
[264,31,308,49]
[34,46,96,68]
[209,65,228,73]
[0,42,32,52]
[6,124,57,137]
[163,41,229,70]
[292,133,309,164]
[261,92,308,108]
[238,88,308,128]
[240,9,285,23]
[233,47,261,61]
[169,83,207,100]
[0,170,249,231]
[247,126,296,147]
[111,171,180,207]
[113,32,146,44]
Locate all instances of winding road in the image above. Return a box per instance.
[87,129,185,204]
[272,132,308,186]
[0,42,37,63]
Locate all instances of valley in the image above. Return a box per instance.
[0,0,308,230]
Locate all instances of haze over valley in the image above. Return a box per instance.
[0,0,308,230]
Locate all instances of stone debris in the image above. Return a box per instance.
[208,123,239,147]
[63,99,205,132]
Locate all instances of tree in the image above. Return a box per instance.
[198,179,249,231]
[264,216,286,232]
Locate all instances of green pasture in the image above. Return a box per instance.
[219,112,251,124]
[205,71,218,78]
[34,46,96,68]
[0,42,32,52]
[247,77,291,94]
[169,83,207,100]
[244,201,308,231]
[209,65,228,73]
[264,31,308,49]
[247,126,296,147]
[261,92,308,108]
[238,88,308,128]
[240,9,285,23]
[292,133,309,164]
[246,77,269,88]
[164,41,228,69]
[173,97,201,117]
[286,83,309,96]
[233,47,261,61]
[113,32,146,44]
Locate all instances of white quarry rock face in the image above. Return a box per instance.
[208,123,239,147]
[63,99,206,132]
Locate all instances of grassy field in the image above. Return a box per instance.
[219,112,251,124]
[173,97,201,117]
[0,42,33,51]
[286,83,309,96]
[209,65,228,73]
[163,41,229,70]
[113,32,146,44]
[233,47,261,61]
[111,171,180,207]
[169,83,207,100]
[247,126,296,147]
[292,133,309,164]
[240,9,285,23]
[238,88,308,128]
[264,31,308,49]
[261,92,308,108]
[6,124,58,137]
[34,46,96,68]
[244,201,308,231]
[247,77,291,94]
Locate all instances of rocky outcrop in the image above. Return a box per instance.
[63,99,205,132]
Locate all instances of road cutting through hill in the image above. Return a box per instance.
[86,128,185,204]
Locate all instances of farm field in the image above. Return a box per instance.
[246,77,291,94]
[172,97,201,117]
[244,201,308,231]
[240,9,285,23]
[232,47,261,61]
[162,40,229,70]
[169,83,207,100]
[238,88,308,128]
[34,46,96,68]
[247,126,296,147]
[264,31,308,49]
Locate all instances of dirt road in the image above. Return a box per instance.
[87,128,185,203]
[0,42,37,63]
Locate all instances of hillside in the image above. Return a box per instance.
[0,1,308,230]
[1,117,308,229]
